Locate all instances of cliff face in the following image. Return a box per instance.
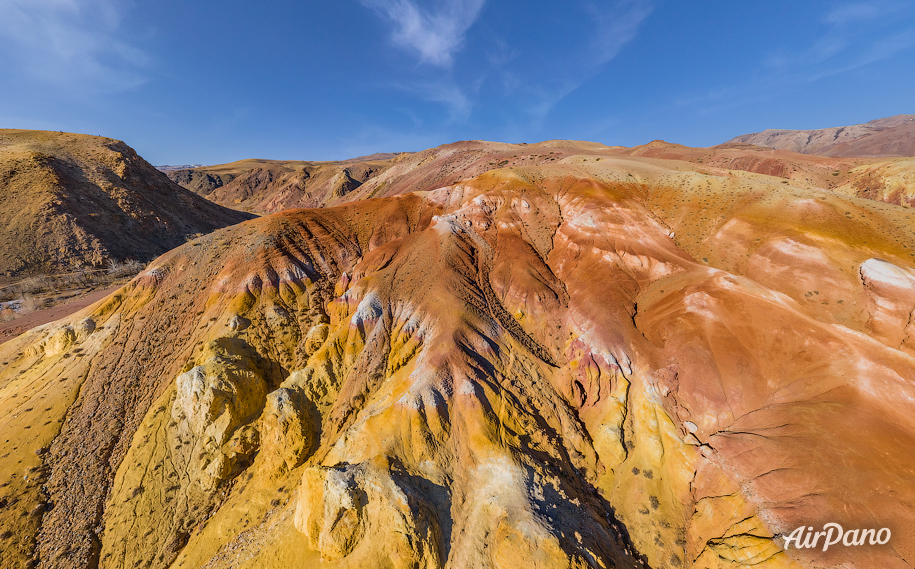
[0,130,254,279]
[2,152,915,569]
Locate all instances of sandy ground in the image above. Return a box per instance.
[0,285,120,343]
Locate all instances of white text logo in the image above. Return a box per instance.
[784,524,890,551]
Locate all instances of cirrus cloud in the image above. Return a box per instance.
[361,0,486,67]
[0,0,149,93]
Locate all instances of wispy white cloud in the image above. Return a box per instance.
[361,0,486,67]
[518,0,653,122]
[359,0,653,131]
[588,0,654,63]
[486,37,519,69]
[824,1,899,26]
[379,78,474,124]
[418,81,474,123]
[0,0,149,93]
[762,2,915,77]
[676,3,915,116]
[521,82,580,124]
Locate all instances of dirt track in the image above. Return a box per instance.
[0,285,119,343]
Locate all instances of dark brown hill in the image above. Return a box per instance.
[165,156,397,214]
[0,129,254,281]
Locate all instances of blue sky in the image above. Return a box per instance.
[1,0,913,165]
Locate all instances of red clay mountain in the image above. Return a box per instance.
[726,114,915,157]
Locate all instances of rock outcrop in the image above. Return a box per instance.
[294,458,444,567]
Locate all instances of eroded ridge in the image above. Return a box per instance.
[2,157,914,569]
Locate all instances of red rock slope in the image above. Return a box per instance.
[726,114,915,157]
[2,151,915,569]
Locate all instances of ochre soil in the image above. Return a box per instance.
[1,144,915,569]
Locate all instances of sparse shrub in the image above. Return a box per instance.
[19,294,38,314]
[107,259,145,278]
[15,276,48,295]
[0,260,145,314]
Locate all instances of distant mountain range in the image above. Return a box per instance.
[156,164,204,171]
[727,114,915,157]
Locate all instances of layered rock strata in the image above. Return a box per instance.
[1,156,914,568]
